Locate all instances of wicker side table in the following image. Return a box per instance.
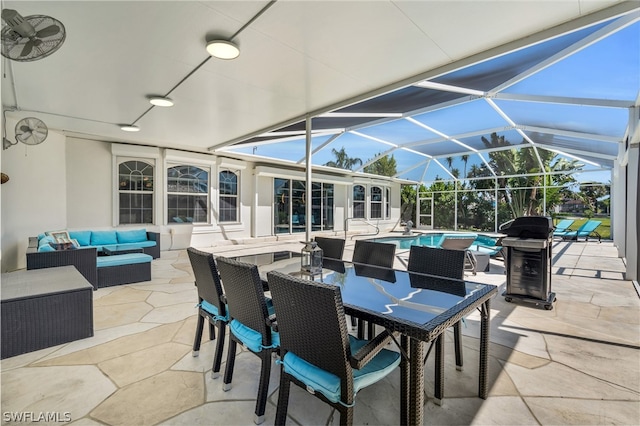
[1,266,94,359]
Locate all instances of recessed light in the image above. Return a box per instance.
[120,125,140,132]
[206,40,240,60]
[149,96,174,107]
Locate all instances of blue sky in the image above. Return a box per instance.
[226,19,637,187]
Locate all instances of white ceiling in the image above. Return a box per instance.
[0,0,631,155]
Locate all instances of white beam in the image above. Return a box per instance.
[493,92,632,109]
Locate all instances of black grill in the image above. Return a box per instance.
[503,216,554,239]
[501,216,555,310]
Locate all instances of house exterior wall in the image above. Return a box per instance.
[0,129,404,272]
[1,118,67,272]
[67,137,112,228]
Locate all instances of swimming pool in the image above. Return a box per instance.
[371,233,500,253]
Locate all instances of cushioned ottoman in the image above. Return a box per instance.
[96,253,153,288]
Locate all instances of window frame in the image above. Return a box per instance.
[166,164,210,224]
[116,159,155,225]
[219,169,240,224]
[353,185,366,219]
[386,187,391,219]
[370,186,383,219]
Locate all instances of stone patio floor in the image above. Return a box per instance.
[1,238,639,425]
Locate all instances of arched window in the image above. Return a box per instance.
[118,160,154,224]
[353,185,365,219]
[219,170,239,222]
[167,165,209,223]
[370,186,382,219]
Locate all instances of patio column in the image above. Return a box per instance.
[305,114,312,243]
[627,113,639,281]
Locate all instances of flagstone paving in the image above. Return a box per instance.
[1,238,638,425]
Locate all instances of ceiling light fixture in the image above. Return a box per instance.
[206,40,240,59]
[149,96,174,107]
[120,124,140,132]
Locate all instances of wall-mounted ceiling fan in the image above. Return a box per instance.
[3,117,49,150]
[1,8,66,61]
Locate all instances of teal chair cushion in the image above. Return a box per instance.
[200,301,229,322]
[201,300,219,316]
[281,335,401,404]
[229,319,279,353]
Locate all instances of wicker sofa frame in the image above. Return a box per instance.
[96,261,151,288]
[26,231,159,289]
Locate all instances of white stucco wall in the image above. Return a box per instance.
[66,137,112,228]
[255,175,274,238]
[1,121,67,272]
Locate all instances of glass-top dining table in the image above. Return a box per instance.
[226,250,498,425]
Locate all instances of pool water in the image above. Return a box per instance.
[372,233,498,251]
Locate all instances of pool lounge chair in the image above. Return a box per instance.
[468,234,504,258]
[552,219,575,236]
[556,220,602,242]
[435,233,479,275]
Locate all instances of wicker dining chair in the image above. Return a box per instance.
[314,236,346,260]
[215,256,280,425]
[352,240,397,338]
[187,247,228,379]
[352,240,396,268]
[267,270,401,426]
[407,245,466,370]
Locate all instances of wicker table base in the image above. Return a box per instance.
[1,266,94,359]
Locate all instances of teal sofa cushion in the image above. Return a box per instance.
[117,229,148,244]
[281,335,400,404]
[91,230,118,245]
[96,253,152,268]
[69,230,92,246]
[38,236,56,252]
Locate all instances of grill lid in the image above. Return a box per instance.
[503,216,553,238]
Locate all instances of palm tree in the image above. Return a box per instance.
[461,154,469,178]
[324,147,363,170]
[445,156,453,170]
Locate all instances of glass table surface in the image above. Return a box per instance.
[230,250,492,328]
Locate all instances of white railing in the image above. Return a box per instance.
[344,217,380,240]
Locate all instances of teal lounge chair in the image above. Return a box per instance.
[557,220,602,242]
[552,219,575,236]
[468,234,504,257]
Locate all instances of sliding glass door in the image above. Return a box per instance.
[274,178,334,234]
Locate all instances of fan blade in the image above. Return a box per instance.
[1,9,36,38]
[36,24,60,38]
[16,132,32,143]
[20,39,34,57]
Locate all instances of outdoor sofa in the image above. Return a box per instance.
[26,229,159,289]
